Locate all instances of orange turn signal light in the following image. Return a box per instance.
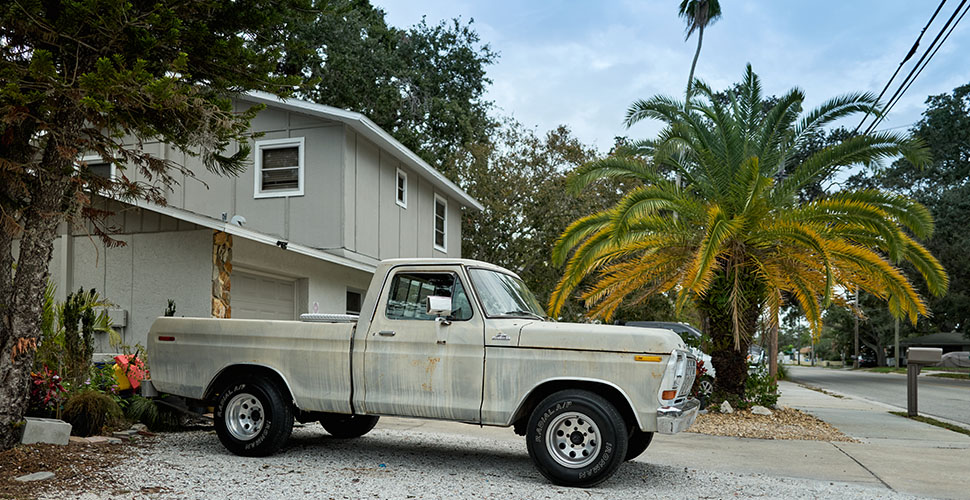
[661,390,677,400]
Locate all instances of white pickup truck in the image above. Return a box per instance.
[148,258,698,487]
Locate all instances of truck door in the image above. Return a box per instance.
[361,267,484,422]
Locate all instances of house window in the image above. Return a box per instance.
[346,289,363,315]
[396,168,408,208]
[80,155,115,180]
[254,137,305,198]
[433,194,447,252]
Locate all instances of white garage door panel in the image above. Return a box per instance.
[232,271,296,320]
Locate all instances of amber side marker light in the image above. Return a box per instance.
[661,390,678,400]
[158,336,176,342]
[635,355,662,362]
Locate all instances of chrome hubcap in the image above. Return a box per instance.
[545,412,601,468]
[226,393,264,441]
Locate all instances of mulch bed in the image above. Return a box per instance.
[687,407,857,442]
[0,440,135,500]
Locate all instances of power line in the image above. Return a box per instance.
[867,2,970,133]
[863,0,969,135]
[854,0,949,133]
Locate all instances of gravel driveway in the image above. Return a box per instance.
[54,425,924,500]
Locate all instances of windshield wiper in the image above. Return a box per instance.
[500,310,546,320]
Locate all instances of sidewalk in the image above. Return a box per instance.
[380,381,970,499]
[773,380,969,498]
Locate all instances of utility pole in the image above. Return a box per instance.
[894,317,900,368]
[853,287,860,369]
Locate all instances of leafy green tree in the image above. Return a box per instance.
[456,120,649,320]
[0,0,312,450]
[283,1,498,178]
[859,84,970,337]
[549,65,946,397]
[678,0,722,99]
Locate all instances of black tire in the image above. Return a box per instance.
[319,413,380,438]
[526,389,628,487]
[214,377,293,457]
[624,430,654,461]
[697,375,715,397]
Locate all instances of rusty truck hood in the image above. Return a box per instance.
[516,321,685,354]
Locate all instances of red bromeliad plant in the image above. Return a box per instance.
[28,366,67,417]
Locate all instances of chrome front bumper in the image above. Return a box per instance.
[656,398,700,434]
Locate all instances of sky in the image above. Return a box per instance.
[373,0,970,155]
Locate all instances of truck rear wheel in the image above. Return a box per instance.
[214,376,293,457]
[526,389,628,487]
[319,413,379,438]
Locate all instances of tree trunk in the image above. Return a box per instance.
[0,118,77,449]
[686,25,704,101]
[698,267,763,399]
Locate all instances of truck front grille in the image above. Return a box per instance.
[679,356,697,398]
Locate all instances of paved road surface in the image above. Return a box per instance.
[786,365,970,426]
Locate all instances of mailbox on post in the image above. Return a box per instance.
[906,347,942,417]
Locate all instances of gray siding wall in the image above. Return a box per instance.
[39,204,211,352]
[127,99,464,260]
[138,102,346,250]
[343,131,462,259]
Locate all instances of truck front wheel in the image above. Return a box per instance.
[526,389,628,487]
[214,376,293,457]
[319,413,379,438]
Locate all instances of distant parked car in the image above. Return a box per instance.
[940,351,970,369]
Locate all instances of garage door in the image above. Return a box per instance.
[232,270,296,320]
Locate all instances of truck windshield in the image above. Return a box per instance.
[468,268,547,320]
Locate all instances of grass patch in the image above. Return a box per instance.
[866,367,906,374]
[928,372,970,380]
[890,411,970,437]
[923,366,970,373]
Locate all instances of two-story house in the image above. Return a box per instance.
[38,92,482,353]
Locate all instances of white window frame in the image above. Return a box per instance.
[395,168,408,209]
[433,193,447,253]
[80,154,117,180]
[254,137,305,199]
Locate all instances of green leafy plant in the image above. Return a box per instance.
[126,395,181,431]
[776,362,789,381]
[744,368,780,408]
[27,366,67,418]
[62,390,124,437]
[34,287,119,388]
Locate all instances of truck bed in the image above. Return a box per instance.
[148,317,356,413]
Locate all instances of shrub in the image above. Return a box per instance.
[126,395,182,431]
[744,368,780,408]
[776,363,789,381]
[63,390,124,437]
[28,366,67,418]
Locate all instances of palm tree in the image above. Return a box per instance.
[679,0,722,100]
[549,65,947,397]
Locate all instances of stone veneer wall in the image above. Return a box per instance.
[212,231,232,318]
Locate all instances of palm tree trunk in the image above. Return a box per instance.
[686,25,704,100]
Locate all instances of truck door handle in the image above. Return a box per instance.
[378,330,396,337]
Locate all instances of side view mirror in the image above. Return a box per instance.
[426,295,453,317]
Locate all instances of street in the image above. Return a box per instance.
[786,365,970,426]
